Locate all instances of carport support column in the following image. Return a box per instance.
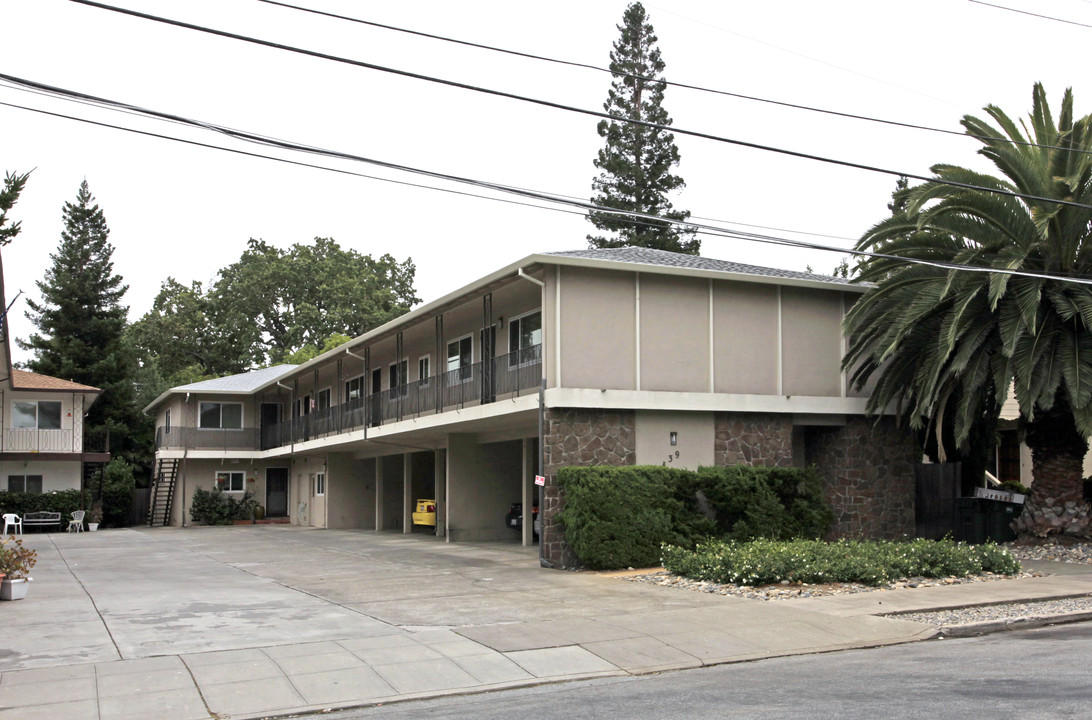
[434,449,446,538]
[403,452,412,534]
[375,456,384,531]
[522,438,532,546]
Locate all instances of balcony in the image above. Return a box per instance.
[261,344,542,450]
[0,426,109,455]
[154,345,542,453]
[156,426,261,451]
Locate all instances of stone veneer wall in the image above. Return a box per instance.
[541,408,636,568]
[806,416,918,539]
[714,413,795,467]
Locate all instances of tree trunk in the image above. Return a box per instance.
[1013,392,1091,538]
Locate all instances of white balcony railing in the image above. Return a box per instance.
[3,428,77,453]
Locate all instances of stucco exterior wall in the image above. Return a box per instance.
[327,453,376,530]
[446,435,522,542]
[171,458,289,526]
[635,410,714,470]
[712,281,779,394]
[0,459,82,493]
[781,287,844,398]
[558,267,636,390]
[639,274,709,393]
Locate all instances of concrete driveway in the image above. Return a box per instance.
[0,526,938,719]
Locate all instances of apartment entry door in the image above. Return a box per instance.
[266,467,289,517]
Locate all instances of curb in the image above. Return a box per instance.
[937,610,1092,638]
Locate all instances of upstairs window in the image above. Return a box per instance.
[447,336,473,381]
[12,400,62,430]
[345,376,364,403]
[509,311,542,364]
[418,356,430,387]
[199,402,243,429]
[317,388,331,412]
[389,360,408,395]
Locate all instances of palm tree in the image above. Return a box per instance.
[844,84,1092,539]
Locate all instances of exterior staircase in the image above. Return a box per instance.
[148,458,180,527]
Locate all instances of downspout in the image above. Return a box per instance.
[182,393,191,527]
[516,268,549,567]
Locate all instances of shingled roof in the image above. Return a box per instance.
[167,364,299,394]
[11,368,99,392]
[546,247,856,286]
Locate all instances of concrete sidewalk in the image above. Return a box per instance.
[0,527,1088,720]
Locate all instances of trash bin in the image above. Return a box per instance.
[955,497,986,544]
[984,501,1020,543]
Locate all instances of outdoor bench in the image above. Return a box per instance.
[22,511,61,531]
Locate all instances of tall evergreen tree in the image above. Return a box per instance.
[19,180,145,467]
[587,2,698,255]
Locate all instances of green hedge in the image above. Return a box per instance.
[0,489,86,518]
[698,465,833,541]
[556,464,834,570]
[102,458,136,527]
[556,466,712,570]
[662,538,1021,587]
[190,487,257,525]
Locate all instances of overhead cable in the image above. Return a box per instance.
[3,80,1092,287]
[63,0,1092,211]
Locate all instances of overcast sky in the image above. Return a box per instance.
[0,0,1087,366]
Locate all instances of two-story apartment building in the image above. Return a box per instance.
[146,247,919,568]
[0,263,109,499]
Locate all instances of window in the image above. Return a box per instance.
[389,360,408,394]
[371,368,382,394]
[418,356,430,386]
[12,400,62,430]
[317,388,331,412]
[199,402,243,429]
[345,375,364,403]
[165,407,171,434]
[509,311,542,364]
[216,471,244,492]
[7,475,43,493]
[314,472,325,496]
[447,336,472,381]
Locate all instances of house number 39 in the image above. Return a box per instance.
[662,450,680,466]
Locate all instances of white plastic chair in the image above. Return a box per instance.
[2,513,22,536]
[68,510,85,533]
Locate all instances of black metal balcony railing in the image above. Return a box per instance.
[155,344,542,452]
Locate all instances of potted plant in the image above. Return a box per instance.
[88,501,103,532]
[0,537,37,600]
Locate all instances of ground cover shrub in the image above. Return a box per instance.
[661,537,1020,587]
[557,466,710,570]
[190,487,257,525]
[0,489,86,518]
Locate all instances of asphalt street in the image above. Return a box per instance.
[330,622,1092,720]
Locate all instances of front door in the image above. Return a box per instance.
[266,467,289,517]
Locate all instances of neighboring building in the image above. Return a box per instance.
[0,263,110,497]
[144,247,918,568]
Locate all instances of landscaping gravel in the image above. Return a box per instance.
[622,542,1092,627]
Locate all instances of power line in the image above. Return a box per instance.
[3,78,1092,288]
[62,0,1092,213]
[260,0,1083,157]
[967,0,1092,28]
